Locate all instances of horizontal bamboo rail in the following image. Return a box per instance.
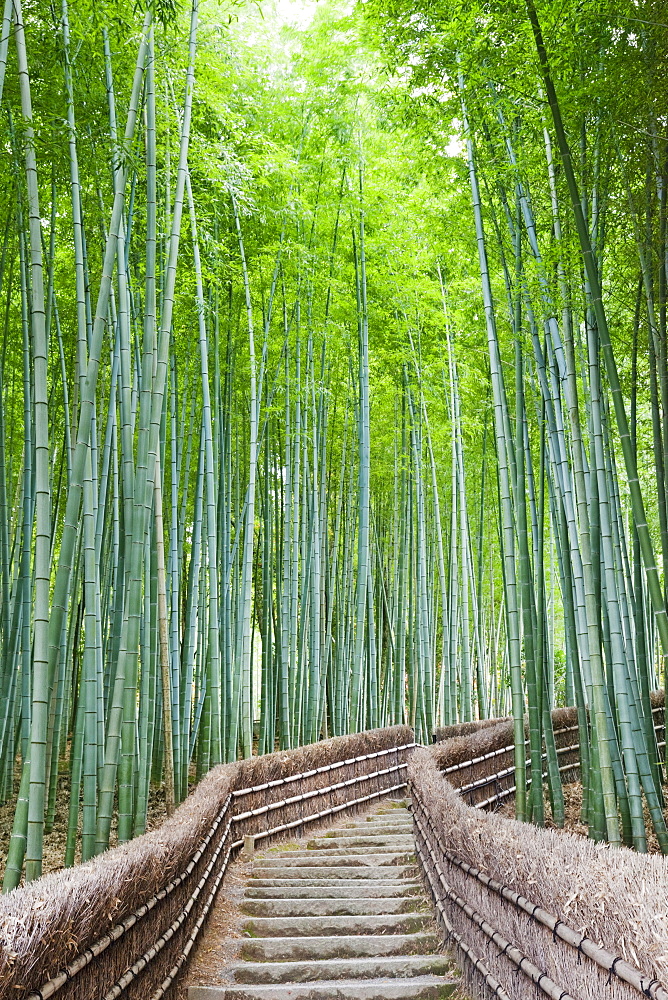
[22,740,414,1000]
[231,745,412,799]
[444,707,664,811]
[12,704,668,1000]
[412,785,668,1000]
[412,790,572,1000]
[412,701,668,1000]
[26,797,234,1000]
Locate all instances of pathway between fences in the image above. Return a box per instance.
[3,704,668,1000]
[187,801,459,1000]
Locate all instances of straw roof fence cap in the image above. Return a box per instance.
[0,724,412,997]
[411,743,668,982]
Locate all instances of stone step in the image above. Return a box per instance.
[334,819,411,827]
[332,835,412,844]
[330,811,413,830]
[241,897,425,918]
[245,880,422,892]
[368,812,411,818]
[280,837,415,865]
[241,913,433,938]
[275,847,413,860]
[187,803,458,1000]
[308,837,414,850]
[333,833,413,841]
[189,974,458,1000]
[336,832,413,841]
[272,844,415,865]
[245,883,421,899]
[347,814,411,821]
[254,853,410,868]
[340,825,413,835]
[354,820,411,828]
[240,933,440,963]
[228,954,452,985]
[372,816,411,822]
[250,865,414,880]
[365,810,410,817]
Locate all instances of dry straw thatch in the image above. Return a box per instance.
[412,698,668,1000]
[434,717,511,744]
[0,724,413,1000]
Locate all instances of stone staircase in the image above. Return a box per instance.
[189,802,459,1000]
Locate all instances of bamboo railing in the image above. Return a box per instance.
[6,704,668,1000]
[1,726,414,1000]
[413,698,668,1000]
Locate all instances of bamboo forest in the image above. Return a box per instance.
[0,0,668,895]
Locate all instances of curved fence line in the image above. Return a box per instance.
[412,784,668,1000]
[411,697,668,1000]
[448,706,665,812]
[25,796,234,1000]
[412,791,575,1000]
[6,703,668,1000]
[29,755,411,1000]
[0,725,414,1000]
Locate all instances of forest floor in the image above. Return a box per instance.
[501,781,668,853]
[0,762,169,880]
[0,738,262,879]
[4,776,668,881]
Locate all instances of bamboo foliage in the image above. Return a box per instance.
[1,0,668,890]
[0,0,461,882]
[361,0,668,848]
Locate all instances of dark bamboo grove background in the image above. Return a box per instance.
[0,0,668,888]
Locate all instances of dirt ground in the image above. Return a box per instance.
[500,780,668,853]
[174,849,253,999]
[0,764,169,881]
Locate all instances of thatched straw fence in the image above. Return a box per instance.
[7,699,668,1000]
[414,695,668,1000]
[0,725,414,1000]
